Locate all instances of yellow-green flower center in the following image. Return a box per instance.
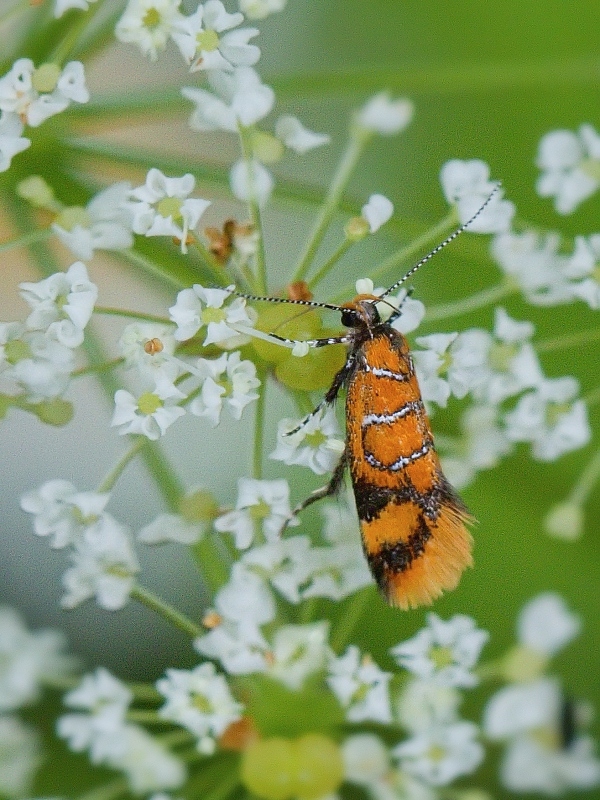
[143,7,162,29]
[192,692,213,714]
[138,392,162,415]
[429,645,454,670]
[157,197,183,220]
[546,401,570,428]
[197,29,220,52]
[304,429,327,449]
[55,206,91,231]
[592,265,600,283]
[202,306,227,325]
[4,339,31,364]
[427,744,448,763]
[580,158,600,182]
[488,341,518,372]
[32,63,60,93]
[249,499,270,521]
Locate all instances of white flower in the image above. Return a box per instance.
[19,261,98,348]
[20,479,110,549]
[390,613,488,689]
[563,233,600,309]
[484,678,562,741]
[241,535,319,603]
[544,501,584,541]
[126,168,211,253]
[396,679,461,734]
[327,646,392,724]
[504,376,591,461]
[0,716,41,798]
[115,0,183,61]
[0,606,75,712]
[517,593,581,657]
[5,330,75,400]
[61,515,140,610]
[52,182,134,261]
[274,115,330,153]
[117,725,186,793]
[157,663,243,754]
[230,158,274,206]
[111,379,186,440]
[118,322,180,382]
[58,667,132,764]
[195,621,268,675]
[172,1,260,73]
[0,59,89,126]
[239,0,286,19]
[169,283,255,344]
[182,66,274,131]
[393,721,484,786]
[536,125,600,214]
[491,230,574,307]
[267,622,329,690]
[356,92,414,136]
[361,194,394,233]
[214,477,296,549]
[138,513,206,545]
[412,332,459,407]
[189,352,260,426]
[440,159,514,233]
[270,407,344,475]
[55,0,98,16]
[0,111,30,171]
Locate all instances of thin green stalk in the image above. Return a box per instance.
[308,237,354,291]
[252,366,268,479]
[97,437,147,493]
[330,589,370,652]
[126,709,163,725]
[293,132,368,284]
[75,779,129,800]
[130,584,201,638]
[238,124,268,293]
[93,306,171,324]
[536,326,600,353]
[424,280,516,323]
[569,448,600,506]
[0,227,52,253]
[71,357,124,377]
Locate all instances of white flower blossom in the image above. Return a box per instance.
[0,111,30,171]
[189,351,260,426]
[356,92,414,136]
[52,182,134,261]
[563,233,600,309]
[440,159,514,233]
[239,0,286,19]
[126,169,211,253]
[393,721,484,786]
[0,716,41,798]
[396,679,462,734]
[20,479,110,549]
[61,515,140,610]
[172,1,260,73]
[182,66,274,131]
[19,261,98,348]
[230,158,274,206]
[118,322,180,382]
[536,124,600,214]
[267,622,329,690]
[169,283,255,345]
[504,376,591,461]
[116,725,186,793]
[0,606,76,712]
[0,59,89,127]
[157,663,243,754]
[270,407,344,475]
[214,477,296,549]
[111,378,186,440]
[115,0,183,61]
[274,115,330,153]
[361,194,394,233]
[138,513,206,545]
[390,613,488,688]
[327,646,392,724]
[4,329,75,400]
[517,593,581,657]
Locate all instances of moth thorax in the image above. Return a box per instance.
[340,297,381,330]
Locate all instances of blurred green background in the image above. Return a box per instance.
[1,0,600,796]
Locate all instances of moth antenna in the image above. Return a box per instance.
[226,287,341,313]
[379,183,502,300]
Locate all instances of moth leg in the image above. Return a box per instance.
[281,451,347,533]
[285,353,356,436]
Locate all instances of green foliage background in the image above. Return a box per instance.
[1,1,599,797]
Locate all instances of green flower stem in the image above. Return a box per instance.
[307,237,355,291]
[424,279,516,323]
[252,366,268,479]
[97,437,147,493]
[126,709,164,725]
[130,584,201,638]
[293,132,369,284]
[71,357,124,378]
[93,305,171,324]
[192,534,231,593]
[192,239,231,285]
[330,588,370,653]
[0,227,52,253]
[568,447,600,506]
[75,778,129,800]
[238,124,268,293]
[536,326,600,353]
